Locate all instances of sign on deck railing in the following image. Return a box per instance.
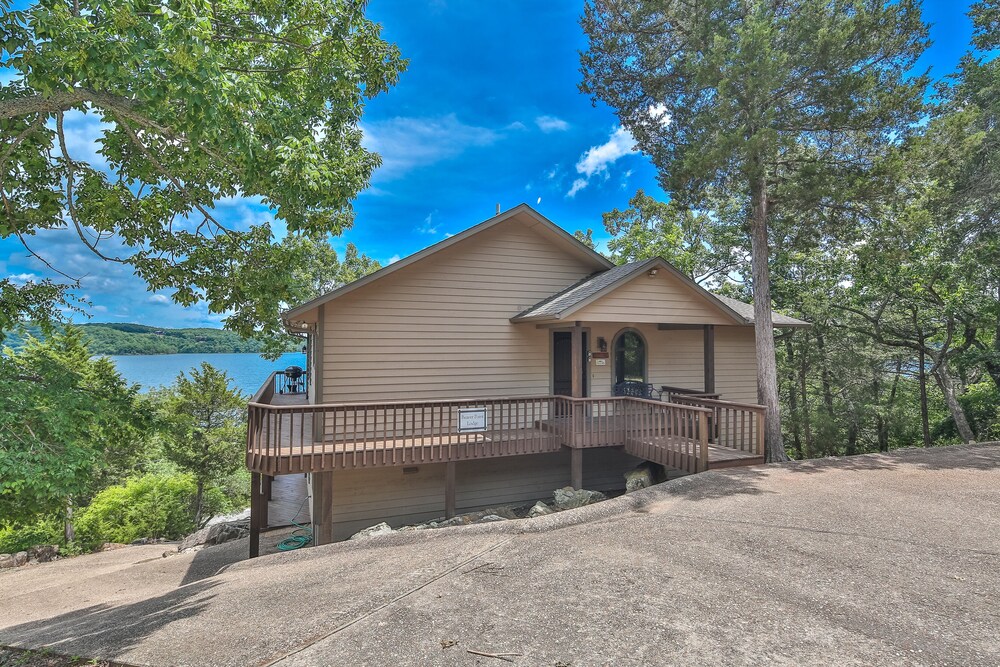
[457,407,488,432]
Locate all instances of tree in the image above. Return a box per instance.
[0,1,405,343]
[157,363,245,526]
[0,327,149,535]
[601,189,745,285]
[282,235,382,304]
[580,0,929,461]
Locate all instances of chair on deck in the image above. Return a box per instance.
[613,381,662,400]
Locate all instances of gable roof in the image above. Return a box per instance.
[283,204,613,323]
[512,256,809,328]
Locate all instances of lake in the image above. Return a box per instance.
[107,352,307,396]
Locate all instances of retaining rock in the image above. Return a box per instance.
[553,486,606,510]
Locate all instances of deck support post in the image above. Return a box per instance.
[445,461,456,519]
[311,471,335,546]
[570,448,583,490]
[249,472,263,558]
[260,475,271,529]
[703,325,716,394]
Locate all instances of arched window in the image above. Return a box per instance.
[613,329,646,385]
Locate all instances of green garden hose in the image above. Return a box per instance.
[275,492,313,551]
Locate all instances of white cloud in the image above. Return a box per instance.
[418,212,439,235]
[148,293,171,305]
[566,126,637,198]
[506,121,527,131]
[536,196,542,204]
[567,178,588,198]
[386,254,401,264]
[535,115,569,133]
[648,103,671,126]
[361,114,500,181]
[9,272,40,284]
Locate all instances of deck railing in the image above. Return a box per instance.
[247,391,725,476]
[667,395,765,456]
[247,395,564,475]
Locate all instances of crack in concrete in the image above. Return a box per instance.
[257,536,518,667]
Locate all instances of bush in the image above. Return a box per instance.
[75,473,227,548]
[0,517,62,554]
[933,382,1000,442]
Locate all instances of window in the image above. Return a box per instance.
[614,330,646,384]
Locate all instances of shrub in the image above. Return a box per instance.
[0,517,62,554]
[75,473,227,548]
[933,382,1000,442]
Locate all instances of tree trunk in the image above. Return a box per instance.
[815,332,835,418]
[784,338,803,459]
[798,338,813,456]
[64,496,75,544]
[918,346,931,447]
[749,177,788,462]
[931,359,975,443]
[194,480,205,528]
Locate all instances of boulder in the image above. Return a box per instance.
[0,554,15,569]
[625,463,656,493]
[528,501,554,517]
[475,514,506,524]
[26,545,59,563]
[553,486,606,510]
[429,516,468,528]
[178,520,249,552]
[349,522,393,540]
[13,551,28,567]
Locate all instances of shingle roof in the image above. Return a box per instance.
[512,257,810,328]
[512,261,648,320]
[713,294,809,327]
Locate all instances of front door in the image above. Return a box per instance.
[552,331,588,397]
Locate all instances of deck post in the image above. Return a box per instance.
[311,471,335,546]
[570,448,583,489]
[445,461,456,518]
[703,325,716,394]
[249,472,262,558]
[571,322,584,398]
[698,412,710,472]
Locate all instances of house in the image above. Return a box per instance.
[245,204,807,555]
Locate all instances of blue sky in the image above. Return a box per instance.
[0,0,977,327]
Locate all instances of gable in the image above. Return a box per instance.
[571,269,745,325]
[283,205,611,327]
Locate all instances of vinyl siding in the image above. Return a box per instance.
[572,271,740,325]
[321,448,645,541]
[319,216,600,403]
[581,323,757,401]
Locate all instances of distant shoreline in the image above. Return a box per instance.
[6,323,300,356]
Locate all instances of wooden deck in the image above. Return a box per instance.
[250,393,763,474]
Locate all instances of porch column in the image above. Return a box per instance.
[311,471,335,546]
[445,461,456,518]
[703,325,716,394]
[571,322,584,398]
[570,322,584,489]
[249,472,263,558]
[312,304,326,442]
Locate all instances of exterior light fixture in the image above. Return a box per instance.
[648,268,659,277]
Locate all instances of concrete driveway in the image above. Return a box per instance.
[2,444,998,667]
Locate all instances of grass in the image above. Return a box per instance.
[0,648,130,667]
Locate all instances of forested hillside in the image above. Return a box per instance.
[4,323,298,356]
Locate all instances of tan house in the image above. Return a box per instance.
[245,204,807,555]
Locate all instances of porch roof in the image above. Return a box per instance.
[511,257,809,328]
